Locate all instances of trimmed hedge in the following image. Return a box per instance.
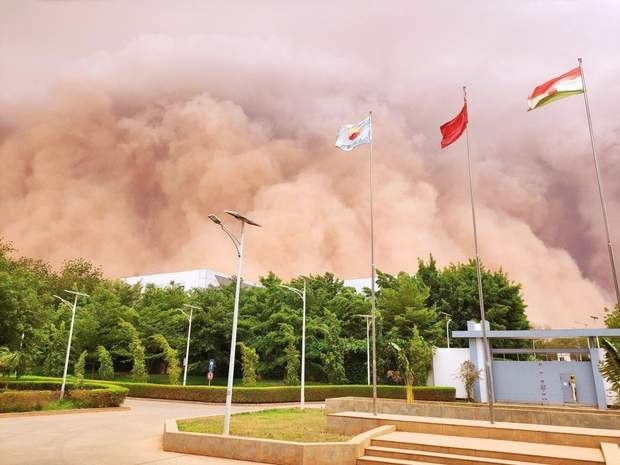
[1,380,128,410]
[0,390,57,413]
[112,382,455,403]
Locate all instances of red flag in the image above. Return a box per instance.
[440,102,468,148]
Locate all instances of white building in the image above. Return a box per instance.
[122,269,233,290]
[343,277,374,294]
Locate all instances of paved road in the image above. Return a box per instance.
[0,398,315,465]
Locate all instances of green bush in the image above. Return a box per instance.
[111,382,455,403]
[1,379,128,410]
[74,350,87,388]
[0,390,56,413]
[97,346,114,380]
[153,334,181,385]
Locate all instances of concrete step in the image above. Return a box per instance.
[357,456,441,465]
[363,446,563,465]
[328,411,620,448]
[371,432,604,465]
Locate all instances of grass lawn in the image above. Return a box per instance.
[177,408,351,442]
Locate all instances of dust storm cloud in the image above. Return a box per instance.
[1,1,619,326]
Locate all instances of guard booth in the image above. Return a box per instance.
[452,321,620,409]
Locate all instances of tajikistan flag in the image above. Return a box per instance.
[528,66,584,110]
[335,115,372,151]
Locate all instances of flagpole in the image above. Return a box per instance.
[368,110,378,416]
[463,86,496,424]
[578,58,620,310]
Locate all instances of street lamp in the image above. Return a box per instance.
[180,304,200,386]
[440,312,452,349]
[53,290,89,401]
[590,315,600,347]
[209,210,261,435]
[280,279,307,409]
[356,314,372,385]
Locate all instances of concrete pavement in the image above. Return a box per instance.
[0,398,308,465]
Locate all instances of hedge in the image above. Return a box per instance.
[0,379,128,410]
[112,382,455,403]
[0,390,57,413]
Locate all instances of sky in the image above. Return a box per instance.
[1,0,619,327]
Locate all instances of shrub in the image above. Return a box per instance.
[153,334,181,385]
[0,390,56,413]
[74,350,87,388]
[109,382,455,403]
[130,338,148,383]
[281,325,300,386]
[240,343,258,387]
[0,380,128,411]
[97,346,114,380]
[458,360,481,402]
[68,384,127,408]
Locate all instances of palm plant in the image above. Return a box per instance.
[600,338,620,403]
[389,342,415,404]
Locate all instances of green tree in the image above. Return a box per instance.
[239,343,258,386]
[97,345,114,379]
[377,270,442,345]
[320,311,346,384]
[417,258,530,347]
[153,334,181,385]
[42,322,67,376]
[74,350,87,388]
[282,325,300,386]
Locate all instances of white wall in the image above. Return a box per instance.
[432,348,470,399]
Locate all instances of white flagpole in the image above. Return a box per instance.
[463,86,496,423]
[368,110,378,416]
[578,58,620,310]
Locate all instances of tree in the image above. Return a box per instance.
[282,325,300,386]
[417,258,530,348]
[320,311,346,384]
[74,350,87,388]
[239,343,258,386]
[130,338,148,383]
[153,334,181,385]
[42,322,67,376]
[97,345,114,379]
[377,271,442,345]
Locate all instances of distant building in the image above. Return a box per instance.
[343,277,374,294]
[122,269,233,290]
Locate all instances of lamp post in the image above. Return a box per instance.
[209,210,261,435]
[440,312,452,348]
[53,290,89,401]
[356,314,372,385]
[180,304,199,386]
[590,315,600,347]
[280,279,307,409]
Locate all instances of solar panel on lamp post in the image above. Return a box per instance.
[209,211,261,435]
[53,290,89,401]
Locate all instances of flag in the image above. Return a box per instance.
[440,102,468,149]
[528,66,583,111]
[335,115,372,151]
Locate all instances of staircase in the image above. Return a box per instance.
[326,411,620,465]
[356,431,606,465]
